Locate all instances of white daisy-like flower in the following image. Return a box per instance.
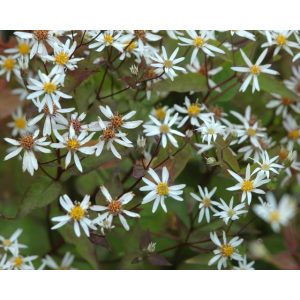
[262,30,299,57]
[99,105,143,131]
[8,249,37,270]
[226,164,270,205]
[198,116,226,145]
[51,126,95,172]
[251,150,283,178]
[231,49,279,93]
[44,39,83,73]
[229,30,255,41]
[27,69,71,114]
[208,231,243,270]
[143,110,185,148]
[51,194,99,237]
[281,115,300,150]
[233,255,255,270]
[4,38,32,66]
[266,93,300,117]
[151,46,185,81]
[4,129,51,176]
[253,192,296,232]
[28,102,75,136]
[139,167,186,213]
[190,186,219,223]
[284,66,300,95]
[179,30,224,64]
[7,106,34,137]
[41,252,75,270]
[174,96,212,128]
[0,55,19,81]
[94,118,133,159]
[68,112,90,134]
[0,228,27,254]
[93,186,140,231]
[214,197,248,224]
[14,30,59,59]
[89,30,124,53]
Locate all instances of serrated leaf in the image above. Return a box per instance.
[18,176,62,217]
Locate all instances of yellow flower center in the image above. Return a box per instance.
[67,138,80,150]
[104,34,113,44]
[242,180,254,192]
[228,209,235,217]
[125,41,137,52]
[160,124,170,134]
[15,117,27,129]
[188,103,201,116]
[221,244,235,257]
[269,210,280,223]
[70,205,85,221]
[261,163,270,171]
[108,200,122,215]
[247,127,256,136]
[18,43,30,55]
[155,108,166,120]
[193,37,205,48]
[164,59,173,69]
[250,65,261,75]
[55,51,69,65]
[43,82,57,94]
[156,182,169,196]
[14,256,23,268]
[288,129,300,140]
[3,58,15,71]
[202,197,211,207]
[2,239,12,247]
[207,127,215,135]
[20,134,35,150]
[276,34,287,46]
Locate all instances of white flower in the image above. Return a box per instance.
[190,186,219,223]
[41,252,75,270]
[0,228,27,254]
[93,186,140,231]
[14,30,59,59]
[198,116,226,145]
[4,129,51,176]
[251,151,283,178]
[96,217,115,235]
[151,46,185,80]
[284,66,300,95]
[51,126,95,172]
[68,112,89,134]
[233,255,255,270]
[208,231,243,270]
[51,194,98,237]
[214,197,248,224]
[4,38,32,66]
[7,107,34,137]
[94,118,133,159]
[174,96,212,128]
[266,93,300,117]
[44,39,83,73]
[231,49,279,93]
[143,110,184,148]
[0,55,19,81]
[8,249,37,270]
[139,167,186,213]
[226,164,270,205]
[281,115,300,150]
[27,69,71,114]
[89,30,124,53]
[179,30,224,64]
[253,192,296,232]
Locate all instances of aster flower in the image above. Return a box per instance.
[233,255,255,270]
[51,194,99,237]
[27,69,71,114]
[51,126,95,172]
[198,116,226,145]
[143,110,185,148]
[284,66,300,95]
[226,164,270,205]
[151,46,185,80]
[93,186,140,231]
[4,129,51,176]
[190,186,219,223]
[7,107,34,137]
[4,38,32,66]
[208,231,243,270]
[41,252,75,270]
[281,115,300,150]
[89,30,124,53]
[139,167,186,213]
[253,192,296,232]
[8,249,37,270]
[231,49,279,93]
[214,197,248,224]
[0,55,19,81]
[0,228,27,254]
[266,93,300,117]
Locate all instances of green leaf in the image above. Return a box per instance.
[152,73,207,93]
[259,74,298,99]
[18,176,62,217]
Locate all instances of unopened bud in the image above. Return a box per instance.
[185,129,194,138]
[130,64,139,75]
[137,135,146,148]
[206,157,217,165]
